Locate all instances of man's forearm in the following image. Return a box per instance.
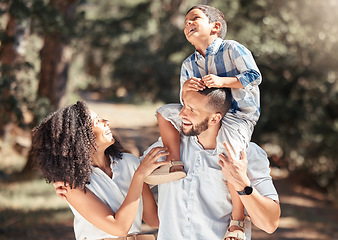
[240,188,280,234]
[218,145,280,233]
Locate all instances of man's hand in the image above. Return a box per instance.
[53,181,68,200]
[202,74,225,88]
[218,142,250,191]
[220,144,281,234]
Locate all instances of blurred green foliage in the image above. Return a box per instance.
[0,0,337,197]
[221,0,338,195]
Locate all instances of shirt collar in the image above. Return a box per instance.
[206,37,223,54]
[190,135,218,155]
[193,37,223,61]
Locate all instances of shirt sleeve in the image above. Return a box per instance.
[179,60,191,105]
[229,41,262,90]
[246,142,279,202]
[156,104,182,132]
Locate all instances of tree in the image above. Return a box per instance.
[0,0,81,174]
[1,0,337,196]
[72,0,196,103]
[38,0,78,109]
[212,0,338,198]
[0,0,32,134]
[68,0,338,198]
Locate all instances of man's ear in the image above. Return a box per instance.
[212,21,222,35]
[210,112,222,125]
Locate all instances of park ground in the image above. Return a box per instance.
[0,96,337,240]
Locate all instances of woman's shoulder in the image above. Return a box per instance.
[109,153,140,177]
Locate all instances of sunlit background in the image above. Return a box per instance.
[0,0,337,239]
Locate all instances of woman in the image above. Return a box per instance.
[30,101,169,240]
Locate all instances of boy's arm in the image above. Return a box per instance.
[202,74,244,89]
[229,42,262,89]
[181,77,206,100]
[202,42,261,90]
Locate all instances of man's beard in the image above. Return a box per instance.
[182,117,209,136]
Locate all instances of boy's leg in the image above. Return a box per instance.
[227,182,245,229]
[157,112,183,172]
[218,114,254,240]
[144,104,186,185]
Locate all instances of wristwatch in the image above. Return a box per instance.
[237,185,253,195]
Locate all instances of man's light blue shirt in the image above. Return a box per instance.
[179,38,261,124]
[142,137,279,240]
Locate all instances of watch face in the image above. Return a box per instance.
[245,186,253,195]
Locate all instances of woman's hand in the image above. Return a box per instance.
[53,181,69,200]
[136,147,170,179]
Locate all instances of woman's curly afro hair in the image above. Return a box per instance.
[30,100,123,190]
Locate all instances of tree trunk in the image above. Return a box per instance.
[38,0,77,109]
[0,9,28,132]
[38,33,72,109]
[0,13,19,131]
[23,0,77,174]
[0,13,19,65]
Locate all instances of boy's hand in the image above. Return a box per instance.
[182,77,206,94]
[202,74,225,88]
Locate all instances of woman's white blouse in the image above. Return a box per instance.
[68,153,142,240]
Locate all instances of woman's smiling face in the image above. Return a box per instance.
[90,110,115,148]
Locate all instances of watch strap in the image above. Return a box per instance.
[237,185,253,195]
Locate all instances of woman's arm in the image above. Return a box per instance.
[65,171,145,236]
[58,147,169,237]
[141,183,159,228]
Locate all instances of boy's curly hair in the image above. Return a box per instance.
[30,100,123,190]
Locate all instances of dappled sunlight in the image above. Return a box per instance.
[278,216,301,229]
[280,195,323,208]
[1,0,337,239]
[0,179,68,211]
[276,217,335,240]
[86,98,163,128]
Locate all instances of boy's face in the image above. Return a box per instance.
[184,9,216,45]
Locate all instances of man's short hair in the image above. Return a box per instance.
[199,87,232,117]
[187,5,227,39]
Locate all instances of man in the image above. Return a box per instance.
[145,88,280,240]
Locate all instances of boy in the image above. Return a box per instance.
[145,5,261,240]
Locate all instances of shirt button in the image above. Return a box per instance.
[188,218,191,222]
